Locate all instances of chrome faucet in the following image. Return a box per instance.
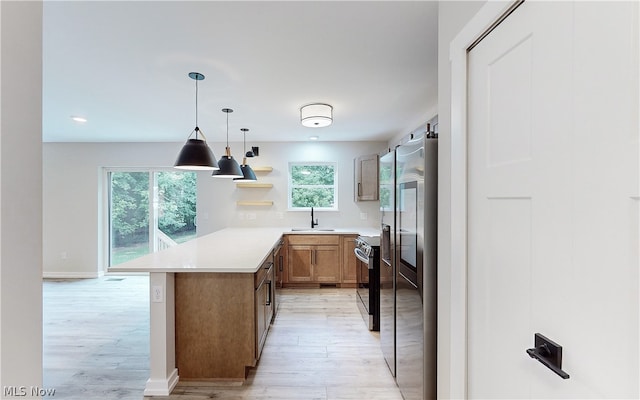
[311,207,319,228]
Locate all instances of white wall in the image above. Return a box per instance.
[436,2,485,399]
[387,113,438,150]
[43,142,180,278]
[197,141,385,233]
[0,1,43,394]
[43,140,386,277]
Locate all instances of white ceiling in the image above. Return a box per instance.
[43,1,438,143]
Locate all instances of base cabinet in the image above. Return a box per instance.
[175,259,276,381]
[341,235,358,285]
[281,234,367,287]
[285,234,345,285]
[312,245,340,282]
[274,238,286,288]
[287,245,314,282]
[255,263,274,358]
[287,245,340,283]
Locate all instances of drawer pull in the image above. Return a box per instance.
[265,281,272,306]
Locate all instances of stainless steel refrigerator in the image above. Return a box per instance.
[380,133,437,399]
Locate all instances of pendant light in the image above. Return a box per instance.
[174,72,219,170]
[234,128,257,182]
[212,108,243,178]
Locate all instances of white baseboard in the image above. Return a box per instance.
[144,369,179,396]
[42,270,104,279]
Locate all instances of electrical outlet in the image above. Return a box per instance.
[247,213,256,220]
[151,285,164,303]
[60,251,67,260]
[276,212,284,219]
[360,213,368,220]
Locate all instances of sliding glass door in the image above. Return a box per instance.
[108,170,197,267]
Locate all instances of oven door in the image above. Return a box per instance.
[355,247,371,300]
[354,247,371,266]
[355,246,371,321]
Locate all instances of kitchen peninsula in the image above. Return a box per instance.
[110,227,377,396]
[111,228,283,396]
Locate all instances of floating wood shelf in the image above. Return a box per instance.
[235,183,273,189]
[236,201,273,206]
[252,166,273,173]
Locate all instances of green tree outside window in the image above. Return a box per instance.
[289,163,337,210]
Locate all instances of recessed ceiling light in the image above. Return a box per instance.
[309,136,319,141]
[71,116,87,123]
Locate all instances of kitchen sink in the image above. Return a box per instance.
[290,228,335,232]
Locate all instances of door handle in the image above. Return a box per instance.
[526,333,570,379]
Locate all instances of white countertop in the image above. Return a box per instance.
[285,227,379,237]
[110,227,380,274]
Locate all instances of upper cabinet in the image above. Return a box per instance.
[354,154,379,201]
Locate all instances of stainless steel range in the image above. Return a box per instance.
[354,235,380,331]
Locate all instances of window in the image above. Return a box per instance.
[107,169,197,266]
[288,162,338,210]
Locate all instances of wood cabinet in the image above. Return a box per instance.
[286,234,340,285]
[175,272,255,380]
[282,234,366,287]
[287,245,314,282]
[355,154,379,201]
[255,277,267,358]
[312,245,340,282]
[175,257,277,381]
[274,237,286,288]
[255,262,274,359]
[341,235,358,286]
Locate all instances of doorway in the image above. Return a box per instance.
[106,169,197,267]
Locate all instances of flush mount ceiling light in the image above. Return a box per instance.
[300,103,333,128]
[212,108,243,178]
[174,72,219,171]
[234,128,257,182]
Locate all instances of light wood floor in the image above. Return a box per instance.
[43,276,150,399]
[43,276,402,400]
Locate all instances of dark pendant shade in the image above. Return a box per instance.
[214,108,242,178]
[234,128,257,181]
[235,163,257,181]
[213,154,243,178]
[174,73,219,170]
[174,138,219,170]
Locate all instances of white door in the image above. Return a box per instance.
[467,1,639,398]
